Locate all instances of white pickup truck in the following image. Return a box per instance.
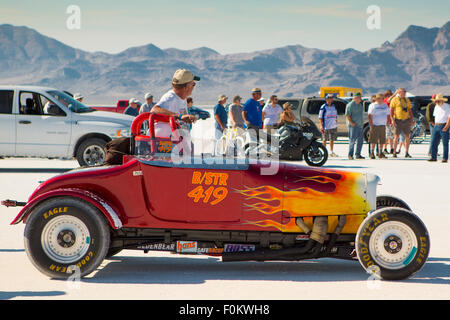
[0,86,133,166]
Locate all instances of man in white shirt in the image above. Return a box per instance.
[428,94,450,163]
[151,69,199,138]
[368,94,391,159]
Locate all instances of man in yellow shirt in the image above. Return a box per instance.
[390,88,414,158]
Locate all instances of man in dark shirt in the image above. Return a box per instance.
[124,98,140,117]
[243,88,263,129]
[242,88,263,146]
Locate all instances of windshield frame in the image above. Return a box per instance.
[46,90,94,113]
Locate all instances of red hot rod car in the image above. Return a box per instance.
[3,114,430,280]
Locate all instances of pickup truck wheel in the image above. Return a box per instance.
[24,197,110,279]
[76,138,107,167]
[356,207,429,280]
[363,125,370,142]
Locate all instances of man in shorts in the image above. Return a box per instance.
[390,88,414,158]
[368,94,390,159]
[319,94,338,157]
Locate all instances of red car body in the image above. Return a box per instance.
[12,158,371,234]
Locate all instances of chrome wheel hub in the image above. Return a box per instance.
[83,145,105,166]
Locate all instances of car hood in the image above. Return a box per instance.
[74,111,134,127]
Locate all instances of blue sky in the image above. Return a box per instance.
[0,0,448,54]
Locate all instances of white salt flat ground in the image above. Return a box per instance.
[0,114,449,300]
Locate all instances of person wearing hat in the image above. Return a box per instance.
[151,69,199,138]
[428,94,450,163]
[390,88,414,158]
[279,102,296,125]
[213,94,228,154]
[242,88,264,145]
[368,93,390,159]
[345,92,365,159]
[139,93,155,114]
[319,94,339,157]
[73,93,84,102]
[124,98,140,117]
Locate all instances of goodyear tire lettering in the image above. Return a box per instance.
[356,208,430,280]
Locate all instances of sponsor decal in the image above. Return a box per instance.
[137,243,175,251]
[176,241,198,253]
[196,247,224,255]
[224,244,256,253]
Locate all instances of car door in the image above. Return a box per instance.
[15,91,71,157]
[141,160,243,223]
[0,89,16,155]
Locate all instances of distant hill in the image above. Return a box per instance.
[0,22,448,104]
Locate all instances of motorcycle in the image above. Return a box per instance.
[244,118,328,167]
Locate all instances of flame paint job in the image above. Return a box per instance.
[237,167,371,233]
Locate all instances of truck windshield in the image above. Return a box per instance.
[46,90,94,113]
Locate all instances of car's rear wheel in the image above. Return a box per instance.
[76,138,107,167]
[356,207,429,280]
[24,197,110,279]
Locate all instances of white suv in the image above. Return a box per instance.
[0,86,133,166]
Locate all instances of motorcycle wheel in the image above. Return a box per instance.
[303,141,328,167]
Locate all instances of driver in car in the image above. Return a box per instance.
[151,69,199,138]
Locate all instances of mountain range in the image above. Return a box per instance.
[0,22,449,104]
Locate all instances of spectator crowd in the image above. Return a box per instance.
[79,68,450,163]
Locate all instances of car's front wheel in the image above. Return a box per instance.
[356,207,430,280]
[76,138,107,167]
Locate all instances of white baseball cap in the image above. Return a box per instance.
[73,93,84,100]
